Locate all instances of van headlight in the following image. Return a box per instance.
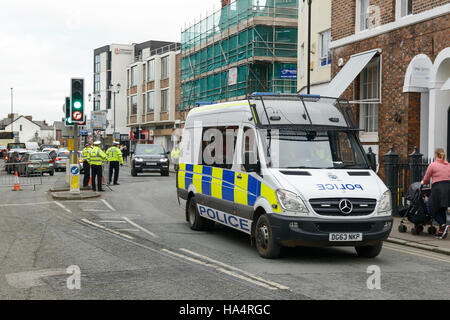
[377,190,392,216]
[276,189,309,215]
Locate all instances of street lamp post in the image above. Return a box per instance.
[307,0,312,94]
[109,83,121,141]
[88,92,101,143]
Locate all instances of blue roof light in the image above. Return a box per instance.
[195,101,217,107]
[251,92,280,96]
[299,94,321,99]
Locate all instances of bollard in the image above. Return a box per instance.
[408,146,423,184]
[384,147,399,216]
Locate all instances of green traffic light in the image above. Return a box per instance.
[73,101,82,109]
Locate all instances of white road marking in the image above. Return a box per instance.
[161,249,279,291]
[5,269,67,289]
[54,201,72,213]
[98,220,127,224]
[384,244,450,264]
[101,199,116,212]
[81,218,134,240]
[0,202,54,207]
[122,217,159,238]
[180,248,289,290]
[116,229,141,232]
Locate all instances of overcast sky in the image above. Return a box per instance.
[0,0,217,124]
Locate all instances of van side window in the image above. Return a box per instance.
[241,127,259,173]
[202,126,238,169]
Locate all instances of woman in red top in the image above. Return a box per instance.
[421,148,450,239]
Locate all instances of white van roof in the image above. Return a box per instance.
[184,94,356,130]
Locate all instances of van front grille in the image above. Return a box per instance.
[309,198,376,216]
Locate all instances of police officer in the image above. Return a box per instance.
[170,143,181,172]
[81,142,92,188]
[89,141,107,192]
[106,141,123,185]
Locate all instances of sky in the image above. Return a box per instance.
[0,0,217,124]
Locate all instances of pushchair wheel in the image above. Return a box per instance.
[411,226,420,235]
[427,226,437,235]
[418,225,424,232]
[398,224,407,233]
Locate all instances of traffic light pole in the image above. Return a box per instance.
[74,123,78,165]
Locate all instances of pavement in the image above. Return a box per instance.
[387,217,450,256]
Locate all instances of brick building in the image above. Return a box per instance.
[327,0,450,172]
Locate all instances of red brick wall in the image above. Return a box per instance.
[331,0,356,40]
[331,13,450,175]
[222,0,231,8]
[331,0,449,41]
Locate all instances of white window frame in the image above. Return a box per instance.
[131,66,137,87]
[147,91,155,113]
[396,0,413,20]
[356,0,371,33]
[130,95,138,115]
[161,56,169,80]
[148,60,155,81]
[318,30,331,68]
[161,89,169,112]
[358,56,381,140]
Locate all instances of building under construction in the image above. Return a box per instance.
[181,0,298,109]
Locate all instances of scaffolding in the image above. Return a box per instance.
[181,0,298,109]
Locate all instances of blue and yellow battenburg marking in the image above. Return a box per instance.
[178,163,281,213]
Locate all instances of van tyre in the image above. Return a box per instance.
[355,241,383,258]
[187,197,214,231]
[255,214,280,259]
[161,170,169,176]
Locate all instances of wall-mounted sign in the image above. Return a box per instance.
[280,68,297,79]
[114,48,133,55]
[228,67,237,86]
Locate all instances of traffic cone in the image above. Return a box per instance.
[88,177,92,186]
[12,171,22,191]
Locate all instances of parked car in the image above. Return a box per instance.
[131,144,170,176]
[25,142,40,152]
[4,149,28,174]
[54,150,71,171]
[0,145,7,158]
[40,144,59,151]
[18,152,54,176]
[6,142,26,152]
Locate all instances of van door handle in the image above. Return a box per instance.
[237,174,242,180]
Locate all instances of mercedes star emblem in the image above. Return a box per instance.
[339,199,353,215]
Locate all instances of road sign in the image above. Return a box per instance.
[69,164,80,194]
[91,111,108,130]
[80,130,88,136]
[72,111,82,121]
[68,138,74,151]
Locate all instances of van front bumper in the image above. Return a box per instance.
[267,214,393,247]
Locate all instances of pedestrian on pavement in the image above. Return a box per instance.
[89,141,107,192]
[421,147,450,239]
[81,142,92,188]
[106,141,123,185]
[121,144,128,163]
[171,143,181,172]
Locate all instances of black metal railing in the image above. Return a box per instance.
[384,146,431,216]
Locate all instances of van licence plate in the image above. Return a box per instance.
[329,233,362,242]
[146,162,157,166]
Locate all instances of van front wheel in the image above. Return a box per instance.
[255,214,280,259]
[355,241,383,258]
[187,197,214,231]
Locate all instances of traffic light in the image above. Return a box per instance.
[70,78,85,124]
[65,97,73,126]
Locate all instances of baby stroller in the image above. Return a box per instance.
[398,182,438,235]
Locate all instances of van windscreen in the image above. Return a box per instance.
[263,129,368,169]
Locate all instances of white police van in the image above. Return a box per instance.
[177,93,392,259]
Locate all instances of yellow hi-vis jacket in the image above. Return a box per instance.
[170,148,180,164]
[81,147,91,162]
[88,146,107,166]
[106,146,123,164]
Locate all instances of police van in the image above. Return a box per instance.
[177,93,392,259]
